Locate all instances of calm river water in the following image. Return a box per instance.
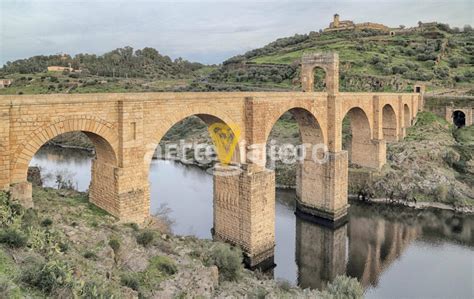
[31,147,474,298]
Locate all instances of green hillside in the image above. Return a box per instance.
[208,24,474,93]
[1,23,473,95]
[0,47,210,94]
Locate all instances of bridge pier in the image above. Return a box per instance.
[351,138,386,170]
[213,164,276,269]
[296,151,349,226]
[9,182,33,208]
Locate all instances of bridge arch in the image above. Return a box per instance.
[382,104,398,142]
[265,106,327,212]
[11,117,118,184]
[342,107,373,167]
[144,107,242,168]
[264,106,326,148]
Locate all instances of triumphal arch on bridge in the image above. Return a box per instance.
[0,53,422,267]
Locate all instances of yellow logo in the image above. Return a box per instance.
[208,123,240,165]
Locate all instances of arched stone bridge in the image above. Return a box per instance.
[0,53,422,267]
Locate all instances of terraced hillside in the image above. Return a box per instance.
[208,25,474,93]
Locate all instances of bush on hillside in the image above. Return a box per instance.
[204,243,243,282]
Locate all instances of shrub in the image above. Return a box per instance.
[83,251,97,260]
[277,279,293,292]
[79,280,118,298]
[21,209,38,228]
[434,66,450,79]
[0,229,27,248]
[205,244,242,282]
[108,237,120,253]
[41,218,53,227]
[120,273,140,291]
[127,223,139,231]
[22,259,74,294]
[434,184,449,202]
[324,275,364,299]
[149,256,177,276]
[136,230,154,247]
[443,149,460,167]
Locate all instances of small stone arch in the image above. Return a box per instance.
[382,104,398,142]
[301,52,339,94]
[453,110,466,128]
[11,117,118,184]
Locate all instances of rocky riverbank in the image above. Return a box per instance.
[359,112,473,209]
[0,188,363,298]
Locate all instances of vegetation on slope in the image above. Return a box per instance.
[209,25,474,93]
[0,47,211,94]
[0,189,363,298]
[2,22,473,94]
[370,112,473,206]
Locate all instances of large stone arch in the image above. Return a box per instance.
[382,104,398,142]
[264,106,329,214]
[144,106,243,168]
[11,117,118,184]
[342,107,373,167]
[265,107,326,148]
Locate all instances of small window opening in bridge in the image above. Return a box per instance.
[415,86,421,93]
[453,110,466,128]
[313,67,327,92]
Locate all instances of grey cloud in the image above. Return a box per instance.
[1,0,473,65]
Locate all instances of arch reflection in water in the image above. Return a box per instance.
[291,202,473,297]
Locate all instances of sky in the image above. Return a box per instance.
[1,0,473,65]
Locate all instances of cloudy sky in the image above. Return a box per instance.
[1,0,472,65]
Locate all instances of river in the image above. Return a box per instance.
[30,146,474,298]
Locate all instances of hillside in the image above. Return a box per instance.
[1,21,473,95]
[0,188,363,298]
[208,23,474,93]
[0,47,211,94]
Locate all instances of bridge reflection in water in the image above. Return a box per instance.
[268,202,473,292]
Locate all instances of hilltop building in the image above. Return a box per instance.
[0,79,13,88]
[47,66,73,72]
[324,14,390,33]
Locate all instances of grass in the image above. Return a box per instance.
[0,72,199,95]
[453,125,474,145]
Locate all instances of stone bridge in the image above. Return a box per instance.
[0,53,422,267]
